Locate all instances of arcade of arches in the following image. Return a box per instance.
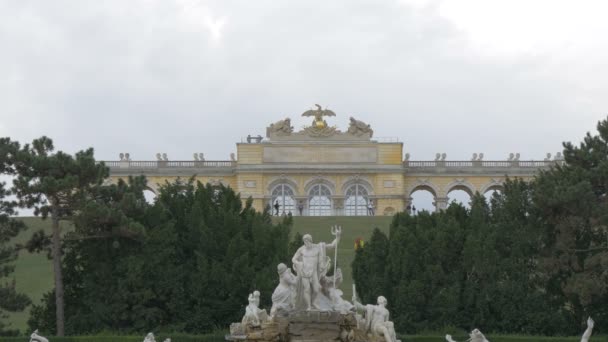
[107,111,546,216]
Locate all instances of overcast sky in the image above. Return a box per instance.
[1,0,608,162]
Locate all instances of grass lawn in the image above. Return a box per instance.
[5,217,71,334]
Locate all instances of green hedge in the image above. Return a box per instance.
[400,335,591,342]
[0,333,225,342]
[2,334,598,342]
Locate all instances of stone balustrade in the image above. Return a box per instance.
[104,160,236,169]
[103,159,562,173]
[405,160,558,168]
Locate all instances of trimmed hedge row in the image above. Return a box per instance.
[0,334,593,342]
[401,336,585,342]
[0,333,225,342]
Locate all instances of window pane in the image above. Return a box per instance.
[308,184,332,216]
[271,184,295,215]
[345,184,368,216]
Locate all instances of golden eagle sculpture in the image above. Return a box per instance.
[301,104,336,129]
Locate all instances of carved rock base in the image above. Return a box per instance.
[226,311,375,342]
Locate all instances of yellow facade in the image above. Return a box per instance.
[107,115,547,215]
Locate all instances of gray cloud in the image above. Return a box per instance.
[0,0,606,162]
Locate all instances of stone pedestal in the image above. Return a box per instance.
[227,311,359,342]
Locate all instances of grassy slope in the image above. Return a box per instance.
[5,217,69,334]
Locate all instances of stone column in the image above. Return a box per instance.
[332,197,344,216]
[433,197,449,211]
[295,196,307,216]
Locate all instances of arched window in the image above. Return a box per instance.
[271,184,295,215]
[344,184,369,216]
[308,184,332,216]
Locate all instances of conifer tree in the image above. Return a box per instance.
[11,137,108,336]
[534,117,608,332]
[0,138,30,335]
[28,179,291,334]
[352,228,389,305]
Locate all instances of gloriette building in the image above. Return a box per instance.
[106,106,561,216]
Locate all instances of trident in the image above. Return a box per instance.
[331,225,342,289]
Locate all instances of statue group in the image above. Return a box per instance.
[228,227,399,342]
[265,105,373,140]
[229,228,599,342]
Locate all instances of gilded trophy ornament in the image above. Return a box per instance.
[266,106,372,141]
[301,104,336,129]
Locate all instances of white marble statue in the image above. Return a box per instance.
[29,329,49,342]
[445,329,488,342]
[320,268,353,313]
[143,333,156,342]
[291,231,341,311]
[581,317,594,342]
[270,263,297,318]
[469,329,489,342]
[242,290,268,327]
[352,296,399,342]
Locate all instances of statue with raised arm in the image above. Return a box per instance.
[581,317,594,342]
[352,296,399,342]
[291,229,341,311]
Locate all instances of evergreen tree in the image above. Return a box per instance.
[11,137,108,336]
[27,175,150,334]
[354,208,468,333]
[0,138,30,335]
[534,117,608,333]
[387,206,467,333]
[483,180,566,335]
[352,228,389,305]
[29,179,291,335]
[354,185,558,335]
